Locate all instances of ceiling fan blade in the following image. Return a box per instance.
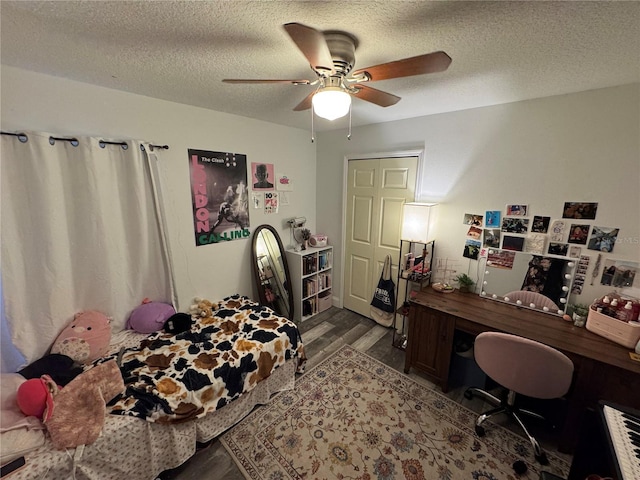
[293,91,315,111]
[352,51,452,82]
[283,23,334,74]
[351,85,400,107]
[223,79,311,85]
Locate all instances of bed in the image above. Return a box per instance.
[2,295,305,479]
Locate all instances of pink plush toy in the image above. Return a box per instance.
[50,310,112,364]
[126,298,176,334]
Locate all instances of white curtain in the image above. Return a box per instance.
[1,131,175,367]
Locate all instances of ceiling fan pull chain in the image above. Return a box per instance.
[310,104,315,143]
[347,104,352,140]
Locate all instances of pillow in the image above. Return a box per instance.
[50,311,111,364]
[127,299,176,334]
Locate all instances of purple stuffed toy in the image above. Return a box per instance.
[127,298,176,334]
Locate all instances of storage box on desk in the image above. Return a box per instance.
[318,290,332,313]
[586,306,640,348]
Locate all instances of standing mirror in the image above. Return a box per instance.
[252,225,294,320]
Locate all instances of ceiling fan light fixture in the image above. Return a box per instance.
[312,87,351,120]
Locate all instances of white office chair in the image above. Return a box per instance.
[464,332,574,465]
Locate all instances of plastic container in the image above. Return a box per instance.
[318,290,332,313]
[586,306,640,348]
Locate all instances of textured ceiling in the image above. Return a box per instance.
[1,1,639,131]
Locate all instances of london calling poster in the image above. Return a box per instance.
[188,149,250,246]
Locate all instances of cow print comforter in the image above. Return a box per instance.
[102,295,305,424]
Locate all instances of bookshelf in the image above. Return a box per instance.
[286,246,333,323]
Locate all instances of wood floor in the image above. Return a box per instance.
[160,306,571,479]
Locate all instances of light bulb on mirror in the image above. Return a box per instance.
[492,294,498,299]
[559,298,567,304]
[481,291,486,296]
[543,306,549,312]
[483,280,488,285]
[516,300,522,305]
[568,262,575,268]
[504,296,510,302]
[530,303,536,308]
[562,286,569,292]
[557,309,563,315]
[565,274,572,279]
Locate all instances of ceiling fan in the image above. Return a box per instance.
[223,23,452,121]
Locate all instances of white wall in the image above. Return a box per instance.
[316,84,640,306]
[1,66,317,311]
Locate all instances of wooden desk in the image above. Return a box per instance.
[405,288,640,454]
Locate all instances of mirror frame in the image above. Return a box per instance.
[251,224,294,320]
[479,249,577,316]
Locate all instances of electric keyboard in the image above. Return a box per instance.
[602,403,640,480]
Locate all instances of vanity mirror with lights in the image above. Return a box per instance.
[480,249,577,316]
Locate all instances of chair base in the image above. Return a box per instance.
[464,387,550,465]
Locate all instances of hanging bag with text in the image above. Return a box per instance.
[370,255,396,327]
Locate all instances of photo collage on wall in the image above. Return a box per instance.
[461,200,637,291]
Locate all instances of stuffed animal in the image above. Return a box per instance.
[50,311,111,364]
[126,298,176,334]
[16,375,59,421]
[188,297,216,318]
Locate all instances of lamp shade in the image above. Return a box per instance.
[312,87,351,120]
[401,203,437,243]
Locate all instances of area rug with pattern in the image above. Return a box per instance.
[220,345,570,479]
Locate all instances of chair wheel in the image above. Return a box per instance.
[464,389,473,400]
[535,452,549,465]
[512,460,527,474]
[475,425,485,436]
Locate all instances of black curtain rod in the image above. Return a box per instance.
[1,131,169,151]
[1,131,28,142]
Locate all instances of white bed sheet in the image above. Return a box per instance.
[9,330,298,480]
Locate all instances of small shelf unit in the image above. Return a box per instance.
[286,246,333,323]
[393,239,435,350]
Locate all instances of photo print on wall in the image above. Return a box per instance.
[483,229,501,248]
[562,202,598,220]
[588,226,620,253]
[467,225,482,239]
[463,213,483,226]
[501,217,529,234]
[463,239,481,260]
[568,224,590,245]
[188,149,250,246]
[251,162,275,190]
[487,250,516,269]
[506,204,528,216]
[548,242,569,256]
[523,234,546,255]
[550,220,566,242]
[531,216,551,233]
[600,259,638,288]
[502,235,525,252]
[485,210,501,227]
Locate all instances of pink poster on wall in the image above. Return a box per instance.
[251,162,275,190]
